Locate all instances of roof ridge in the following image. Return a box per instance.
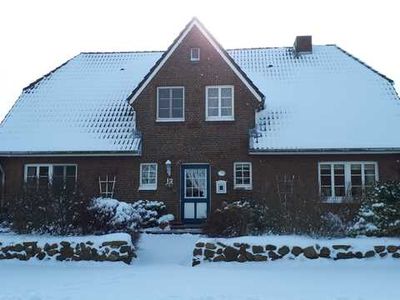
[80,50,164,55]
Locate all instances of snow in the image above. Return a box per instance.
[0,233,399,300]
[1,45,399,154]
[0,232,132,248]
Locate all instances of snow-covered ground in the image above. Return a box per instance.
[1,233,399,300]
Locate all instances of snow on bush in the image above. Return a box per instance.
[88,198,170,233]
[350,181,400,236]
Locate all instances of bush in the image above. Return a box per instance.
[203,199,268,237]
[9,184,88,235]
[87,198,172,233]
[350,181,400,236]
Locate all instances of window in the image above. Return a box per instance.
[157,87,184,121]
[140,163,158,190]
[206,86,234,121]
[99,175,116,198]
[234,162,252,190]
[319,162,378,203]
[24,164,77,192]
[190,48,200,61]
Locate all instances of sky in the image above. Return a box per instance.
[0,0,399,121]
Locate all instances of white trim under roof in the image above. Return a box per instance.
[128,18,263,104]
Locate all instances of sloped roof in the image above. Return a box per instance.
[0,51,162,155]
[0,44,399,155]
[228,45,400,152]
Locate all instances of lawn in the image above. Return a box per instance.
[0,233,399,300]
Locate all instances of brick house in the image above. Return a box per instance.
[0,18,399,224]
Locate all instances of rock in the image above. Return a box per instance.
[237,254,247,262]
[13,244,24,252]
[245,251,255,261]
[46,249,58,256]
[223,246,239,262]
[193,248,202,256]
[387,245,398,253]
[108,251,120,261]
[379,252,387,258]
[204,249,215,259]
[265,244,277,251]
[36,251,46,260]
[268,251,280,261]
[44,243,58,251]
[319,247,330,258]
[205,243,217,250]
[374,246,385,253]
[291,246,303,256]
[252,245,264,254]
[332,245,351,251]
[120,245,132,254]
[392,252,400,258]
[86,241,94,246]
[303,246,318,259]
[60,246,74,258]
[278,246,290,257]
[17,254,29,261]
[354,251,363,259]
[216,242,227,248]
[315,244,321,250]
[254,254,268,261]
[192,259,200,267]
[216,248,223,255]
[195,242,204,248]
[102,241,128,248]
[60,241,71,248]
[213,255,225,262]
[56,255,65,261]
[336,252,354,260]
[364,250,375,258]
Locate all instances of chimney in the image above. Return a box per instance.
[294,36,312,54]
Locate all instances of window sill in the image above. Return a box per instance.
[234,186,252,191]
[138,186,157,191]
[206,117,235,122]
[156,118,185,123]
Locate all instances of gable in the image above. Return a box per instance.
[127,18,264,106]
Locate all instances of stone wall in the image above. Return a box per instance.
[192,240,400,266]
[0,234,135,264]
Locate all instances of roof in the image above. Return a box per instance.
[127,18,265,106]
[0,51,162,155]
[228,45,400,152]
[0,44,399,155]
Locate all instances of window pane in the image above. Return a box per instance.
[221,107,232,117]
[335,187,345,197]
[39,166,49,177]
[158,89,170,99]
[159,108,170,118]
[320,164,331,175]
[172,88,183,99]
[159,98,170,109]
[321,175,331,185]
[221,87,232,98]
[208,88,218,98]
[66,166,76,177]
[27,166,37,177]
[321,186,332,197]
[208,98,218,108]
[208,107,218,117]
[53,166,64,177]
[221,98,232,108]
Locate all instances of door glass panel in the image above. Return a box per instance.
[185,169,207,199]
[196,202,207,219]
[184,203,195,219]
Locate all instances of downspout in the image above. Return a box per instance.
[0,163,4,210]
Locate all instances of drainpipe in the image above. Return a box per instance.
[0,163,4,210]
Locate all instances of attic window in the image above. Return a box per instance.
[190,48,200,61]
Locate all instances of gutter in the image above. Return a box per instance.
[0,151,142,158]
[249,148,400,155]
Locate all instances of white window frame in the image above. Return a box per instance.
[190,48,200,61]
[139,163,158,191]
[24,164,78,188]
[156,86,185,122]
[205,85,234,121]
[234,162,252,190]
[318,161,379,203]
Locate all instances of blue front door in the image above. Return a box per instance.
[181,164,210,224]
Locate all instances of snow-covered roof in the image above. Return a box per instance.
[0,44,399,155]
[0,51,162,155]
[228,45,400,152]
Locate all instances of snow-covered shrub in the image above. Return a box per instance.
[88,198,141,233]
[8,183,89,235]
[88,198,171,233]
[350,181,400,236]
[131,200,167,228]
[203,199,268,237]
[319,212,349,237]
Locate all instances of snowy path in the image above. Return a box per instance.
[1,234,400,300]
